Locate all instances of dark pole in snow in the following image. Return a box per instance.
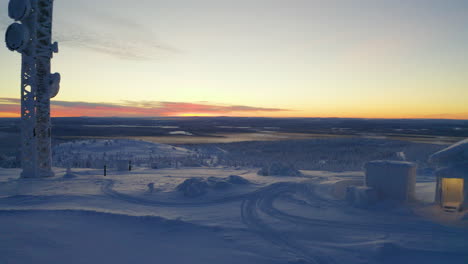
[129,160,132,171]
[104,165,107,176]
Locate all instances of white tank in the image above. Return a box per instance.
[365,160,417,202]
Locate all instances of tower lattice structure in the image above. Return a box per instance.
[5,0,60,178]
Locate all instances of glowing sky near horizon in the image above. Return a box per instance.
[1,0,468,118]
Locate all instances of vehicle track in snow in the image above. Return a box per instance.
[3,176,467,263]
[240,180,468,262]
[97,177,468,262]
[260,182,464,238]
[100,179,337,262]
[240,182,337,264]
[101,178,341,263]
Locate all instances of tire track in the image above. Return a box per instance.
[240,181,468,263]
[240,182,336,264]
[265,184,462,237]
[103,179,335,263]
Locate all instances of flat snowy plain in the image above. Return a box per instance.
[0,164,467,264]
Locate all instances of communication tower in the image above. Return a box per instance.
[5,0,60,178]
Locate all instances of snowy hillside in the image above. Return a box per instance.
[53,139,194,168]
[189,138,446,172]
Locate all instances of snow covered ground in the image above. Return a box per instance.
[52,139,194,168]
[53,139,193,159]
[0,166,467,264]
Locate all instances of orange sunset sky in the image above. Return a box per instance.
[1,0,468,119]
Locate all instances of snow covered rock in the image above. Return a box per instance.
[176,178,209,197]
[258,162,302,177]
[429,138,468,166]
[227,175,250,185]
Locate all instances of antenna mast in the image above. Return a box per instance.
[5,0,61,178]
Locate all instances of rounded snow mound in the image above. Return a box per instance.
[227,175,250,185]
[176,175,250,197]
[207,177,232,190]
[176,178,209,197]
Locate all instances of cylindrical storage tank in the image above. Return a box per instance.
[365,160,417,202]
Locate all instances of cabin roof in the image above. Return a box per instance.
[429,138,468,165]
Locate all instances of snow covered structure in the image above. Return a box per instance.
[5,0,61,178]
[430,139,468,166]
[364,160,417,202]
[346,186,378,207]
[430,139,468,211]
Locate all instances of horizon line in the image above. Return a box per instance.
[0,116,467,121]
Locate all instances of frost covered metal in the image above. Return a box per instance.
[5,0,60,178]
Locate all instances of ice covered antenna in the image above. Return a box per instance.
[5,0,60,178]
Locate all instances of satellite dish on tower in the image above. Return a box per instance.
[8,0,31,21]
[49,73,61,98]
[5,23,29,52]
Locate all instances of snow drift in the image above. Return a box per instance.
[176,175,250,197]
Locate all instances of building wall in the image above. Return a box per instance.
[435,165,468,210]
